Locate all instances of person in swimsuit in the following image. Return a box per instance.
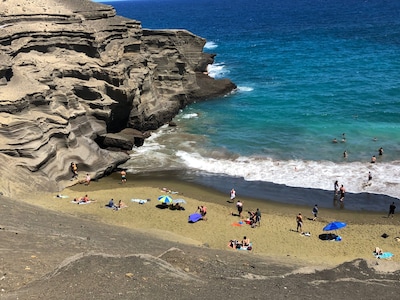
[379,147,384,156]
[236,200,243,218]
[120,170,127,183]
[242,236,250,247]
[388,202,396,218]
[70,162,78,179]
[334,180,339,195]
[312,204,318,221]
[339,185,346,202]
[296,213,303,233]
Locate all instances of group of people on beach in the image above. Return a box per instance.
[334,180,346,202]
[106,198,127,210]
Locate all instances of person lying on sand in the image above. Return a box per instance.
[73,194,94,204]
[161,187,179,194]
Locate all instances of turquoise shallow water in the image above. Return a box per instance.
[99,0,400,206]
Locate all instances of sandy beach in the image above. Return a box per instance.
[25,172,400,268]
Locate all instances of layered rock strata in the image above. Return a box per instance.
[0,0,236,197]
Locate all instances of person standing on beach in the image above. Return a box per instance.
[334,180,339,195]
[388,202,396,218]
[120,170,127,184]
[70,162,78,179]
[230,188,236,202]
[296,213,303,233]
[368,171,372,181]
[236,200,243,218]
[84,173,91,185]
[339,184,346,202]
[255,208,261,226]
[312,204,318,221]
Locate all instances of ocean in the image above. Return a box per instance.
[98,0,400,211]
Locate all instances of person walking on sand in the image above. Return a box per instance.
[230,188,236,202]
[236,200,243,218]
[339,184,346,202]
[120,170,127,184]
[312,204,318,221]
[296,212,303,233]
[388,202,396,218]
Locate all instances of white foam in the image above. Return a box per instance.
[204,41,218,50]
[237,86,254,92]
[180,113,198,119]
[176,150,400,199]
[208,63,228,78]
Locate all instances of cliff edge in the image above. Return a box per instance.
[0,0,236,197]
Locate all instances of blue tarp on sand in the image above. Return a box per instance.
[188,213,202,223]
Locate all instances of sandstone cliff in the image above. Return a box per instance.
[0,0,236,197]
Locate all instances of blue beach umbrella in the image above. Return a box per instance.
[323,221,347,231]
[158,195,173,205]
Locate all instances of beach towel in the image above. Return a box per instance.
[188,213,202,223]
[374,252,393,259]
[131,198,148,204]
[231,221,244,227]
[54,194,69,199]
[238,243,253,251]
[71,200,92,205]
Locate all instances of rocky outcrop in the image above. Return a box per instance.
[0,0,236,197]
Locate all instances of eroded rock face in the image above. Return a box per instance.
[0,0,236,197]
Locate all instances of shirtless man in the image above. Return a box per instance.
[120,170,127,183]
[339,185,346,202]
[296,213,303,233]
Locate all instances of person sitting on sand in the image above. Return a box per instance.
[242,236,250,247]
[106,198,117,209]
[228,239,240,249]
[174,203,185,211]
[374,247,383,255]
[118,200,127,209]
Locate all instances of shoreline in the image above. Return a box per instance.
[24,171,400,267]
[116,169,399,213]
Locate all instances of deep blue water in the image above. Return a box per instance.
[97,0,400,209]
